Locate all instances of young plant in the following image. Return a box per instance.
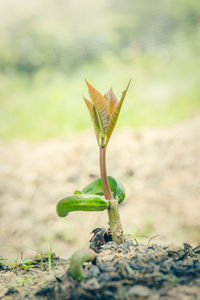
[56,80,130,244]
[69,248,97,281]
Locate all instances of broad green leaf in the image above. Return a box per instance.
[56,194,109,217]
[81,175,125,204]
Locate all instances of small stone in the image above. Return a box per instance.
[115,261,134,278]
[99,262,116,272]
[0,262,10,271]
[35,286,54,297]
[87,265,100,278]
[120,239,136,252]
[127,285,151,298]
[98,272,113,282]
[81,278,100,290]
[5,287,19,296]
[101,241,118,250]
[123,239,136,249]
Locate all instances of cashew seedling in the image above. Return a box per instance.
[56,80,130,244]
[69,248,97,281]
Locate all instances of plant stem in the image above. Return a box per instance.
[99,142,124,244]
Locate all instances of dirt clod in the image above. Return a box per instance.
[90,227,112,252]
[127,285,151,298]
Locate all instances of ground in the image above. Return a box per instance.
[0,115,200,298]
[1,240,200,299]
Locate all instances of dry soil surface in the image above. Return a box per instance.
[1,241,200,299]
[0,116,200,261]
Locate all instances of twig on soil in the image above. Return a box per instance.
[147,235,159,246]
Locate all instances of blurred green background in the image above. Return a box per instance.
[0,0,200,140]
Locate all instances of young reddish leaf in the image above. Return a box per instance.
[104,88,118,115]
[85,80,110,139]
[117,80,131,113]
[106,81,131,145]
[84,80,130,147]
[83,97,100,140]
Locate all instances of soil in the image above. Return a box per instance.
[0,115,200,298]
[1,238,200,299]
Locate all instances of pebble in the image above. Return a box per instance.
[127,285,151,297]
[99,262,116,273]
[120,239,136,251]
[101,241,118,250]
[81,278,100,290]
[87,265,100,278]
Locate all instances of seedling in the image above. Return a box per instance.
[47,243,52,270]
[15,276,32,287]
[56,80,130,244]
[69,248,96,281]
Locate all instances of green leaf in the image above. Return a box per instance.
[81,176,125,204]
[56,194,109,217]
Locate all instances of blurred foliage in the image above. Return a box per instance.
[0,0,199,73]
[0,0,200,140]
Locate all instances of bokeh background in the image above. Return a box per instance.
[0,0,200,260]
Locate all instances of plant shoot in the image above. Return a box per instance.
[56,80,130,244]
